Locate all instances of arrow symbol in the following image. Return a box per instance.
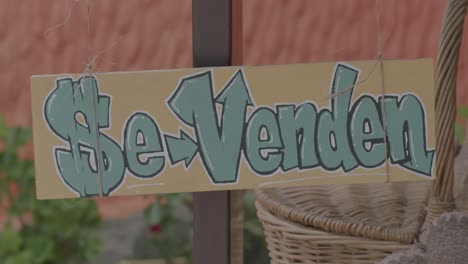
[167,69,254,183]
[215,69,254,133]
[164,130,198,168]
[215,70,254,106]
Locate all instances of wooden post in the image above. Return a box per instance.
[192,0,232,264]
[230,191,244,264]
[231,0,243,66]
[230,1,244,263]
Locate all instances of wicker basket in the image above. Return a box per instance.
[255,0,467,263]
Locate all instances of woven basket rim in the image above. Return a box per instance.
[255,182,431,244]
[255,199,415,247]
[254,0,467,262]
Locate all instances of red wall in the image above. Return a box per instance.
[0,0,193,127]
[243,0,468,103]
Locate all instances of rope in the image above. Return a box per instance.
[85,0,104,197]
[432,0,466,204]
[376,0,390,183]
[420,0,467,241]
[329,0,390,182]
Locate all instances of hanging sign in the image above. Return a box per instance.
[31,59,435,199]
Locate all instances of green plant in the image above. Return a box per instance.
[138,193,192,263]
[0,117,102,264]
[243,191,269,264]
[141,191,268,263]
[455,105,468,145]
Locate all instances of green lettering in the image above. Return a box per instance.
[277,103,318,171]
[245,108,283,175]
[317,64,359,171]
[350,96,385,167]
[383,95,434,175]
[124,112,165,178]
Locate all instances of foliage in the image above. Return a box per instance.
[243,191,269,264]
[142,191,268,263]
[455,105,468,145]
[138,193,192,263]
[0,117,102,264]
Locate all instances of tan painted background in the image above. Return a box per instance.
[0,0,466,217]
[31,60,435,199]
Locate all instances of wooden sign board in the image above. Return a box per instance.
[31,59,435,199]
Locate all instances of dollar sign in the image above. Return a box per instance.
[44,76,124,197]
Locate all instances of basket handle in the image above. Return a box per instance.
[426,0,467,223]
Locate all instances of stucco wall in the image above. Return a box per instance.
[0,0,193,127]
[243,0,468,104]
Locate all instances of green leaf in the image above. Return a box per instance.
[0,227,22,254]
[16,127,32,147]
[0,117,102,263]
[459,105,468,118]
[4,250,35,264]
[456,123,465,144]
[0,115,7,139]
[24,237,54,263]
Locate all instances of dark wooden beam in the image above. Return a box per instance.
[192,0,232,264]
[230,0,244,263]
[231,0,243,66]
[192,0,231,67]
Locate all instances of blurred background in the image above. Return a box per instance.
[0,0,467,263]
